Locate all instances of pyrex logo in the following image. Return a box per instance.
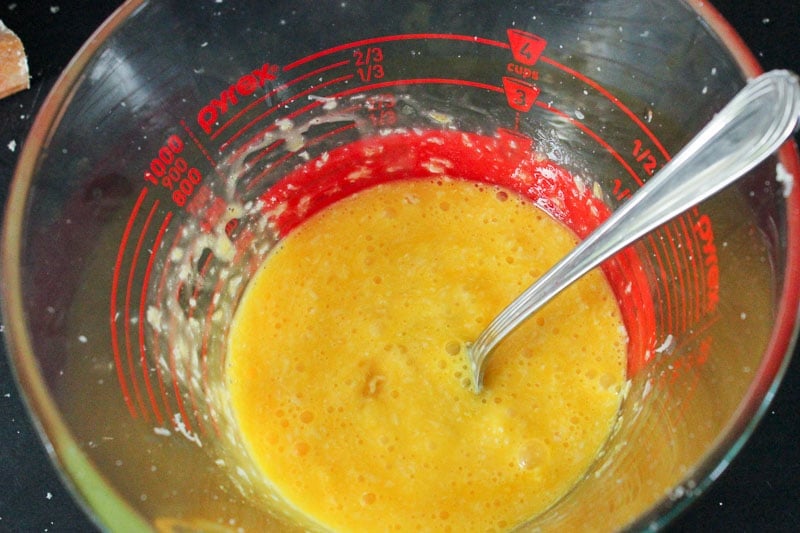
[197,63,280,135]
[693,214,720,314]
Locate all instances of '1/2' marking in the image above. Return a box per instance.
[632,138,659,176]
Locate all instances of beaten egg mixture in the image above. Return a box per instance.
[227,178,627,532]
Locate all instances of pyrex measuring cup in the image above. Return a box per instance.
[2,1,799,531]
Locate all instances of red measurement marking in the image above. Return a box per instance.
[197,32,672,205]
[143,211,175,426]
[603,238,657,375]
[643,234,668,339]
[283,33,509,72]
[541,57,671,161]
[536,101,644,187]
[675,217,698,331]
[198,241,260,437]
[171,246,221,439]
[612,179,632,201]
[123,197,163,423]
[365,94,398,127]
[660,225,682,334]
[227,74,654,243]
[211,60,351,142]
[110,188,149,419]
[506,29,547,66]
[246,147,299,193]
[663,222,690,334]
[226,106,362,170]
[688,208,708,324]
[154,225,188,429]
[354,47,386,82]
[646,233,675,335]
[279,33,668,167]
[232,110,369,175]
[180,120,218,169]
[136,202,167,426]
[219,74,353,151]
[235,105,347,189]
[334,77,504,99]
[144,132,205,208]
[657,223,683,335]
[245,123,358,193]
[240,77,645,210]
[141,219,198,435]
[632,138,659,176]
[683,214,704,328]
[678,213,703,326]
[167,302,195,436]
[356,63,385,83]
[502,76,540,112]
[228,78,501,177]
[353,46,384,66]
[143,135,185,186]
[236,140,287,190]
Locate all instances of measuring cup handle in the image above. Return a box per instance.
[469,69,800,392]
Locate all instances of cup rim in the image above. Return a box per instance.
[2,1,798,531]
[627,2,800,528]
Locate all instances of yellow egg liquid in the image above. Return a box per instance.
[226,178,627,532]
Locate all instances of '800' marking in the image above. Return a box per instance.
[143,134,204,207]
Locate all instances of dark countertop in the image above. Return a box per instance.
[1,1,798,531]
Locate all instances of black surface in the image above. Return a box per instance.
[0,1,798,531]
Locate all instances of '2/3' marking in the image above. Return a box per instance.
[354,46,385,82]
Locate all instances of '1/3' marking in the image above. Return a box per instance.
[354,47,385,83]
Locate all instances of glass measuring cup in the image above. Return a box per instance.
[2,0,799,531]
